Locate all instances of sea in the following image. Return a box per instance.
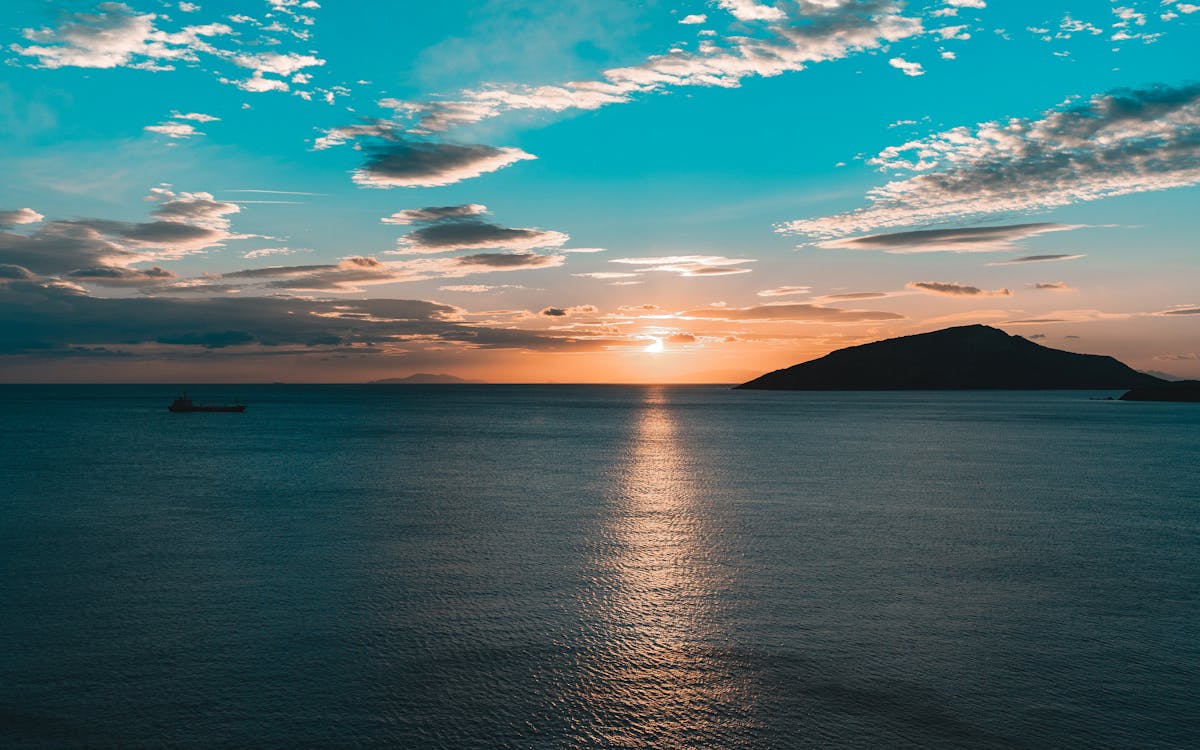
[1,384,1197,749]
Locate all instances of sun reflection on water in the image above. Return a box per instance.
[563,386,759,747]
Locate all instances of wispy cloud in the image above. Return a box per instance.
[366,1,924,133]
[988,253,1086,265]
[780,82,1200,238]
[610,255,755,277]
[817,223,1080,252]
[907,281,1011,296]
[757,285,811,297]
[222,251,565,292]
[676,302,903,322]
[1028,281,1074,291]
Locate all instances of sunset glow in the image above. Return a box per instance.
[1,2,1197,383]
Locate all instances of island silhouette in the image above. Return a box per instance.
[736,324,1164,390]
[370,373,483,384]
[1119,380,1200,402]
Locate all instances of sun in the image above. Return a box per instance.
[644,336,664,354]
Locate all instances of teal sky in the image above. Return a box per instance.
[1,0,1197,382]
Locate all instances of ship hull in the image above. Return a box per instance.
[168,405,246,412]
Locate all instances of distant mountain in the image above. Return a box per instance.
[1120,380,1200,402]
[736,325,1165,390]
[370,373,483,384]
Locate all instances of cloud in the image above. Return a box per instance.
[391,220,568,254]
[757,285,811,297]
[823,292,890,300]
[65,265,176,287]
[11,3,232,70]
[573,272,639,279]
[888,57,925,76]
[0,209,44,227]
[1157,305,1200,315]
[988,253,1086,265]
[680,14,708,25]
[222,252,564,292]
[352,138,536,188]
[451,252,562,270]
[233,72,290,93]
[382,204,489,225]
[539,305,598,317]
[677,302,904,322]
[718,1,785,23]
[780,82,1200,238]
[908,281,1012,296]
[817,223,1080,252]
[438,284,523,293]
[376,1,924,132]
[0,279,635,357]
[1155,353,1199,361]
[145,188,240,231]
[0,264,37,280]
[610,254,756,276]
[1028,281,1074,291]
[144,121,201,139]
[228,51,324,92]
[243,247,307,259]
[0,190,243,276]
[223,256,407,292]
[232,51,324,77]
[618,304,661,312]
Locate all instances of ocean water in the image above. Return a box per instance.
[1,384,1197,749]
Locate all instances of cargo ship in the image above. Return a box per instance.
[168,394,246,413]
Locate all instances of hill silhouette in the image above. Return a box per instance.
[736,325,1164,390]
[371,373,482,384]
[1120,380,1200,402]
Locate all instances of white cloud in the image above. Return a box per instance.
[888,57,925,76]
[610,254,756,277]
[717,1,785,23]
[12,3,231,70]
[231,51,324,77]
[172,111,219,122]
[757,285,811,297]
[0,208,45,227]
[680,14,708,25]
[780,82,1200,239]
[817,223,1081,253]
[234,72,290,92]
[380,2,925,132]
[144,121,201,138]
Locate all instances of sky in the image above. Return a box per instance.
[0,0,1197,383]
